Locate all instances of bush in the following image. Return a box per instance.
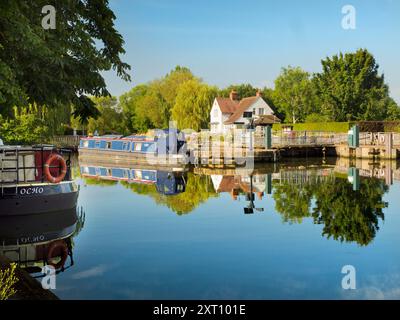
[0,263,18,300]
[272,122,350,133]
[0,108,49,145]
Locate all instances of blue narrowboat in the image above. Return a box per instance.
[78,129,188,166]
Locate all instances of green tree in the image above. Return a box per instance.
[87,96,125,135]
[0,0,130,122]
[172,79,218,131]
[219,84,257,100]
[274,66,315,123]
[158,66,195,108]
[385,98,400,120]
[314,49,395,121]
[0,106,49,144]
[119,66,195,133]
[119,85,152,133]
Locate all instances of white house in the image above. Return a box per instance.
[210,90,279,134]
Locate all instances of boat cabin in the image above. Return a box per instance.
[79,129,186,155]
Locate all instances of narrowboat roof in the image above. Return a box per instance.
[82,135,154,141]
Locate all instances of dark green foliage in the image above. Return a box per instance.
[0,0,130,122]
[313,49,395,121]
[0,106,49,144]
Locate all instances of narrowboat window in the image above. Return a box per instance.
[95,141,101,148]
[83,140,89,148]
[106,168,112,176]
[135,143,142,151]
[106,141,112,149]
[123,142,129,151]
[123,170,129,178]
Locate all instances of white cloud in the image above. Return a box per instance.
[71,264,109,280]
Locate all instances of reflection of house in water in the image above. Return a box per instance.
[0,207,84,275]
[211,174,268,200]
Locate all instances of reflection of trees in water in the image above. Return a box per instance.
[273,183,314,224]
[121,173,218,215]
[82,177,118,186]
[273,177,388,246]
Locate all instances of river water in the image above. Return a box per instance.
[6,157,400,299]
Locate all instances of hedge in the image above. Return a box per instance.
[272,121,400,133]
[272,122,350,133]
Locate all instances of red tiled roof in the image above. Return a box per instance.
[224,96,259,124]
[216,176,236,192]
[215,97,239,113]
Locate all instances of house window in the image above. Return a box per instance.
[213,108,218,118]
[259,108,264,115]
[253,108,256,115]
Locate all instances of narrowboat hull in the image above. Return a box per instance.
[0,181,79,216]
[78,147,188,169]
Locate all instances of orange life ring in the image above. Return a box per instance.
[46,240,69,270]
[44,154,67,183]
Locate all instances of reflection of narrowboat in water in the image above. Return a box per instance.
[80,164,186,196]
[0,207,84,274]
[0,145,79,216]
[79,129,188,167]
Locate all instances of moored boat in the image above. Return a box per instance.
[0,207,81,273]
[0,145,79,216]
[78,129,188,167]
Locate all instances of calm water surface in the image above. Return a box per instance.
[47,158,400,299]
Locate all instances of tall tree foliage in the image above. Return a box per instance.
[119,66,194,133]
[313,49,393,121]
[0,0,130,121]
[87,96,125,135]
[172,79,218,131]
[273,66,315,123]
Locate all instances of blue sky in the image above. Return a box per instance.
[104,0,400,103]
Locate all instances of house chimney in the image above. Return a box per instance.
[256,90,262,97]
[229,90,239,101]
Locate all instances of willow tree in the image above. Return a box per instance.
[172,79,218,131]
[0,0,131,122]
